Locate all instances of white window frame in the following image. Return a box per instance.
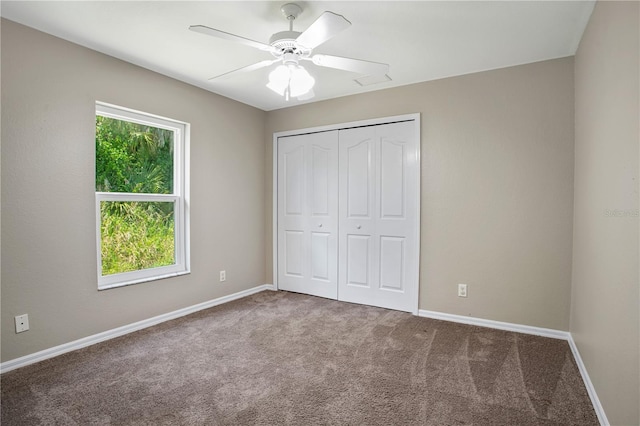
[95,102,190,290]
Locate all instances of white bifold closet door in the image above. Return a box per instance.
[276,119,418,313]
[277,131,339,299]
[338,121,418,312]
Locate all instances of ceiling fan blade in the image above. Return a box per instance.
[190,25,274,52]
[309,54,389,76]
[295,11,351,50]
[209,59,279,81]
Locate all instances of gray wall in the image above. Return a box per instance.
[265,57,576,331]
[572,2,639,425]
[1,19,266,362]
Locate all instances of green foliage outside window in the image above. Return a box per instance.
[100,201,175,275]
[95,116,173,194]
[96,116,176,276]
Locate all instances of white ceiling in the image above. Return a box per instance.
[1,1,594,111]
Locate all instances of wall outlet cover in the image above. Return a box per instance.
[15,314,29,333]
[458,283,468,298]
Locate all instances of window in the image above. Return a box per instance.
[95,102,189,289]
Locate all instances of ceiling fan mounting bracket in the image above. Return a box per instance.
[280,3,303,21]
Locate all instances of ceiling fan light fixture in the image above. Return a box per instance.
[266,64,290,96]
[289,65,315,97]
[267,64,315,101]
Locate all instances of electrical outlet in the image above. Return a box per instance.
[458,283,468,298]
[219,270,226,282]
[15,314,29,333]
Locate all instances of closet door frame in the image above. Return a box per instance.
[272,113,421,315]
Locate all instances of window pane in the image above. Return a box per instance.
[100,201,175,276]
[95,116,174,194]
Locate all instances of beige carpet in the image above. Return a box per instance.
[1,290,598,425]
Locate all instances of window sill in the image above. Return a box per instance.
[98,270,190,291]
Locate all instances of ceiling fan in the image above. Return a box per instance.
[190,3,390,101]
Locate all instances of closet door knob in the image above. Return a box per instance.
[356,225,361,229]
[318,223,323,228]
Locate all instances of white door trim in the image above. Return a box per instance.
[272,113,421,314]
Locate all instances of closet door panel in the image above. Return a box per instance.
[346,234,371,287]
[339,127,377,301]
[339,127,377,304]
[375,121,419,309]
[338,121,418,312]
[380,139,405,219]
[311,231,330,281]
[379,236,404,291]
[311,146,330,216]
[346,138,372,219]
[283,145,304,216]
[284,231,304,276]
[277,131,338,299]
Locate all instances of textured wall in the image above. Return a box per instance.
[1,20,266,362]
[572,2,640,425]
[266,58,576,331]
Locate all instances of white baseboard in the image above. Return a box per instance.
[418,309,607,426]
[1,284,275,374]
[418,309,570,340]
[567,335,609,426]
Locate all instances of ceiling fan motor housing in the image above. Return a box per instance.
[269,31,310,58]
